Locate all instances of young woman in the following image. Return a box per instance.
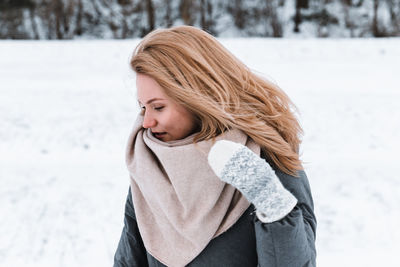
[114,25,316,267]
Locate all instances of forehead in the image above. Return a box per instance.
[136,73,168,102]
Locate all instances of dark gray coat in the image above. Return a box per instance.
[114,160,317,267]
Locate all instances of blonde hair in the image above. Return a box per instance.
[131,25,303,176]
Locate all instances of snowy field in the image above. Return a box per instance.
[0,38,399,267]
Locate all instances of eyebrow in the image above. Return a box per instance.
[138,98,165,105]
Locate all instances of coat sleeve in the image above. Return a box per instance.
[114,187,149,267]
[254,169,317,267]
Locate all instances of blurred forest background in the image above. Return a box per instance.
[1,0,400,39]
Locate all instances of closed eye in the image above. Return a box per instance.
[139,106,145,115]
[154,106,164,111]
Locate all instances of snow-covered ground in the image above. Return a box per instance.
[1,38,399,267]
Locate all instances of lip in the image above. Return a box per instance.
[152,132,167,138]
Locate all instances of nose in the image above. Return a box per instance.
[142,112,156,129]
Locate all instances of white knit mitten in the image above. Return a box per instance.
[208,140,297,223]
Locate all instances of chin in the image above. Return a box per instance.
[160,136,172,142]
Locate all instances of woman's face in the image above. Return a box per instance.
[136,73,198,142]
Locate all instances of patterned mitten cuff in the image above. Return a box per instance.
[208,140,297,223]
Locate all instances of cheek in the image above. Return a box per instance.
[184,116,196,130]
[168,104,196,133]
[160,110,176,129]
[178,111,196,131]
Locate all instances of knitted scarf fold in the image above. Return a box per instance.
[125,114,260,267]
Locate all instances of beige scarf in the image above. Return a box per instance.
[125,114,260,267]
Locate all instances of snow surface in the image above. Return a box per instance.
[1,38,399,267]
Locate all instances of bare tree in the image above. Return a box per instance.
[200,0,206,29]
[1,0,399,39]
[0,0,35,39]
[387,0,400,35]
[75,0,83,36]
[265,0,282,37]
[200,0,217,34]
[164,0,173,27]
[372,0,380,36]
[28,1,40,39]
[145,0,155,34]
[341,0,355,37]
[180,0,196,25]
[228,0,247,30]
[294,0,309,33]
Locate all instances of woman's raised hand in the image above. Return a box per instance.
[207,140,297,223]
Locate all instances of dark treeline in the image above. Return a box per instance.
[1,0,400,39]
